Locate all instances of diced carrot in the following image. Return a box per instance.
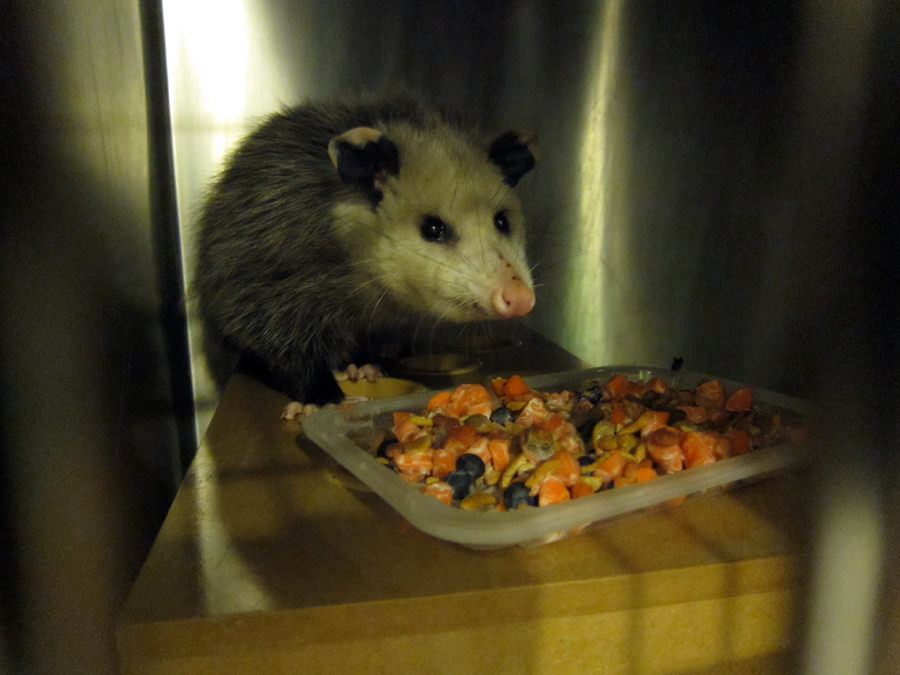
[393,450,433,476]
[442,437,467,459]
[710,432,732,460]
[553,450,582,487]
[681,431,718,469]
[696,380,726,409]
[623,380,646,398]
[448,424,478,448]
[725,387,753,412]
[392,411,412,430]
[490,377,507,396]
[727,429,752,456]
[432,448,457,479]
[557,433,583,456]
[397,471,426,484]
[546,390,575,408]
[516,397,548,428]
[421,481,453,505]
[621,410,669,436]
[677,405,708,424]
[538,476,571,507]
[446,384,490,417]
[646,427,685,473]
[646,426,685,448]
[593,450,627,482]
[535,412,573,438]
[569,481,595,499]
[503,374,530,398]
[613,476,636,488]
[604,374,629,399]
[426,390,453,412]
[636,464,658,482]
[647,377,669,394]
[465,436,492,468]
[394,419,426,444]
[623,461,640,481]
[487,438,511,472]
[610,401,627,427]
[648,444,683,473]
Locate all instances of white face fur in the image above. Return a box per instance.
[331,122,534,323]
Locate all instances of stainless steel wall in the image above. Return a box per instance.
[1,1,184,673]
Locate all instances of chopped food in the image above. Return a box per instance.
[374,374,807,511]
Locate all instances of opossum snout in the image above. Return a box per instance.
[491,277,536,318]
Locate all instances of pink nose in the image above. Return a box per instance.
[491,278,536,318]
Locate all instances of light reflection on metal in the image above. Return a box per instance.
[566,0,625,366]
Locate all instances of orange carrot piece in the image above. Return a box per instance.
[725,387,753,412]
[605,374,629,399]
[442,437,468,459]
[503,374,530,398]
[696,380,726,409]
[646,427,685,473]
[538,476,571,507]
[613,476,636,488]
[465,436,492,468]
[490,377,507,396]
[426,390,453,412]
[392,411,412,429]
[393,450,433,476]
[569,481,595,499]
[448,424,477,448]
[681,432,718,469]
[487,438,511,472]
[727,429,752,456]
[594,450,627,482]
[553,450,582,486]
[677,405,708,424]
[636,465,658,482]
[432,448,457,479]
[610,401,627,427]
[647,377,669,394]
[397,471,426,484]
[394,419,425,444]
[422,481,453,505]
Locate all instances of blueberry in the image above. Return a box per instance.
[577,454,596,466]
[503,481,536,510]
[445,471,474,501]
[490,406,515,425]
[456,453,486,479]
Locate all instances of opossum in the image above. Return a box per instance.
[195,98,537,412]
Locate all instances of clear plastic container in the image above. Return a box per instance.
[302,366,811,549]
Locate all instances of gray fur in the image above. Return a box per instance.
[195,99,534,405]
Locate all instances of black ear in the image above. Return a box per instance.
[328,127,400,203]
[489,130,537,187]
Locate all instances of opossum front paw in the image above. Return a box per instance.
[281,401,320,422]
[333,363,382,382]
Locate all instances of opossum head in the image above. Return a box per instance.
[329,122,536,323]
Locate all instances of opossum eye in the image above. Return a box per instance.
[420,215,451,243]
[494,210,511,236]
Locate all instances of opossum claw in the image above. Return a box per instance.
[281,401,319,422]
[333,363,383,382]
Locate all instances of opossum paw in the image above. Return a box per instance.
[281,401,320,422]
[333,363,382,382]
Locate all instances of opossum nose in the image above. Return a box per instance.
[492,279,536,318]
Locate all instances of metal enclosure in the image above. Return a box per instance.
[1,0,897,673]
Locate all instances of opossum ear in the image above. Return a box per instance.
[328,128,400,202]
[489,130,538,187]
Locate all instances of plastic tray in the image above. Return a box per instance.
[302,366,811,549]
